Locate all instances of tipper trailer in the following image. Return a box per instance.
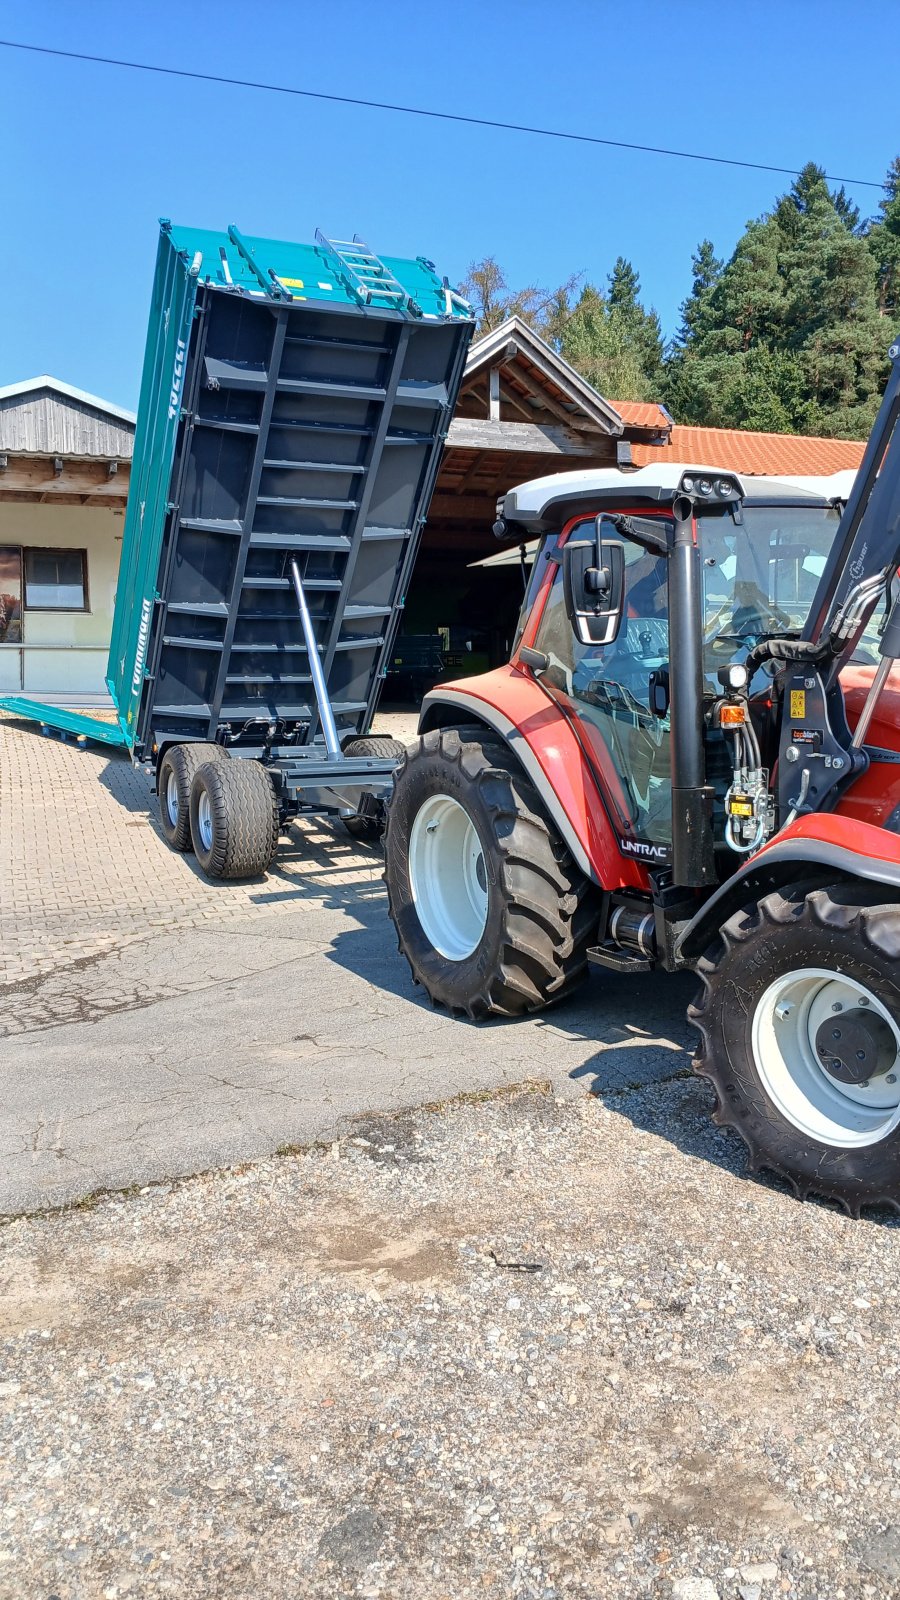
[383,337,900,1213]
[0,220,473,875]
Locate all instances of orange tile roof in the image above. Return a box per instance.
[609,399,671,430]
[630,424,865,477]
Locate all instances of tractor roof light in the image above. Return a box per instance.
[678,471,741,503]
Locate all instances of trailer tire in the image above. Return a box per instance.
[690,884,900,1214]
[158,742,230,852]
[189,759,280,880]
[384,727,597,1018]
[340,736,408,839]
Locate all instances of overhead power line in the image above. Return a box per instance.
[0,36,885,191]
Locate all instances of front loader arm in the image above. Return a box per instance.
[806,335,900,662]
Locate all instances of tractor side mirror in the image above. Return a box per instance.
[563,538,625,646]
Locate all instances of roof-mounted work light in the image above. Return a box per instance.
[679,471,741,503]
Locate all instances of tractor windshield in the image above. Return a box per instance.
[699,502,883,671]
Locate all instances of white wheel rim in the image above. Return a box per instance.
[197,790,214,852]
[165,769,179,827]
[752,967,900,1148]
[408,793,489,961]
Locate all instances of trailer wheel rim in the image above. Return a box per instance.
[196,790,214,853]
[165,769,180,828]
[408,793,489,961]
[752,967,900,1148]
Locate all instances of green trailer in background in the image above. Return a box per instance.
[0,219,473,876]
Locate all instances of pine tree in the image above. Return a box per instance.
[777,165,884,435]
[868,156,900,318]
[676,240,723,345]
[667,163,884,437]
[606,257,665,391]
[555,260,664,400]
[559,283,654,399]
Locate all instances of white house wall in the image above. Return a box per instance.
[0,502,125,700]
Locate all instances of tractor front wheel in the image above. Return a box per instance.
[384,727,597,1018]
[691,885,900,1213]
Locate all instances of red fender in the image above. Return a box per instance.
[420,668,649,891]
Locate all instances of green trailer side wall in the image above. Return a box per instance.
[107,225,199,747]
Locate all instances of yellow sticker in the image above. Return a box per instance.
[790,690,806,719]
[278,276,305,289]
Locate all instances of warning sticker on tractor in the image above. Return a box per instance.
[278,277,305,289]
[790,690,806,719]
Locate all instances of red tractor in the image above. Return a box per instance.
[383,339,900,1214]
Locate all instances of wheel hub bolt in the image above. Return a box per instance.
[832,1002,843,1012]
[888,1074,898,1085]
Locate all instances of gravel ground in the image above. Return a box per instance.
[3,1079,900,1600]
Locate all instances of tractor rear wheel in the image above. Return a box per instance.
[341,736,407,841]
[189,759,280,880]
[691,884,900,1213]
[383,727,597,1018]
[158,742,229,851]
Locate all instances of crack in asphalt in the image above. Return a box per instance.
[0,941,335,1039]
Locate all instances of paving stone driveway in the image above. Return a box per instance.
[0,712,384,987]
[0,710,698,1216]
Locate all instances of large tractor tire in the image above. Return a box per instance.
[341,736,407,841]
[158,742,229,851]
[690,884,900,1213]
[383,727,597,1018]
[188,759,280,880]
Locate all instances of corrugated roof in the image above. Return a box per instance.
[0,377,136,459]
[631,424,866,476]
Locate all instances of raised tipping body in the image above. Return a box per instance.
[2,220,473,873]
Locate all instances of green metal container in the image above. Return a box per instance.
[2,220,472,761]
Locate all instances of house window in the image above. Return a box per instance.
[0,548,23,642]
[23,548,89,611]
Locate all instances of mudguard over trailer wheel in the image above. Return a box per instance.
[691,885,900,1214]
[158,742,230,852]
[341,736,407,840]
[189,760,280,881]
[384,728,597,1018]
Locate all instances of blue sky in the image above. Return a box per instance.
[2,0,897,412]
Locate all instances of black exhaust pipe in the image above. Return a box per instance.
[669,497,717,887]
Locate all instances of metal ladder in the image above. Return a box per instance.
[315,230,422,316]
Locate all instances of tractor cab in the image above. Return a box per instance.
[497,464,875,886]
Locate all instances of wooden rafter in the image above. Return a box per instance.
[0,454,130,504]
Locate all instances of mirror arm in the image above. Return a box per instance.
[519,646,549,676]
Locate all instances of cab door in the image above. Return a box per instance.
[530,515,673,856]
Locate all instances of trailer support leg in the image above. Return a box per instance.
[289,557,342,760]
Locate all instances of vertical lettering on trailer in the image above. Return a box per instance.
[131,598,153,695]
[168,338,186,421]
